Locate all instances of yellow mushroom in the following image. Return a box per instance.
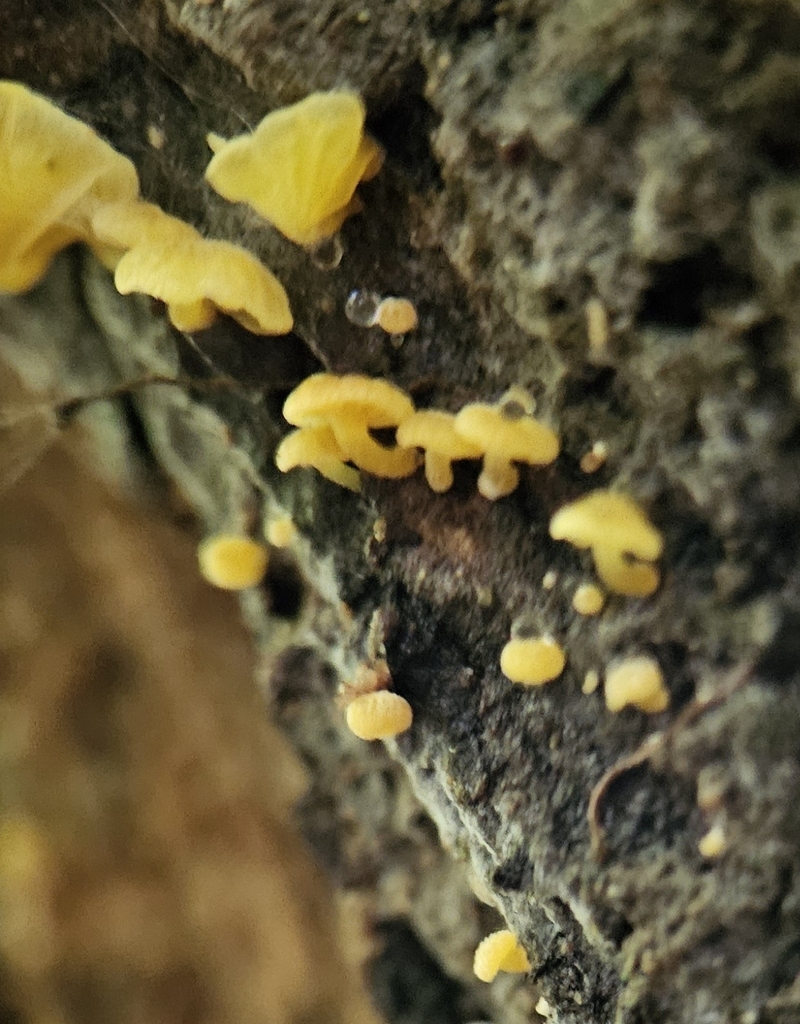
[473,929,530,983]
[275,424,361,492]
[500,637,566,685]
[572,582,605,616]
[91,201,293,334]
[698,823,727,859]
[0,80,139,292]
[282,373,418,478]
[375,297,418,334]
[345,691,413,740]
[604,655,669,713]
[205,90,384,246]
[454,391,559,500]
[549,490,663,597]
[396,410,483,492]
[265,515,297,548]
[197,534,269,590]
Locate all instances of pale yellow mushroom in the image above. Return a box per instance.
[473,929,530,983]
[500,637,566,685]
[375,297,418,334]
[345,691,413,740]
[205,90,384,246]
[454,392,559,500]
[604,655,669,713]
[572,582,605,616]
[197,534,269,590]
[275,424,361,492]
[396,410,483,492]
[265,515,297,548]
[282,373,418,478]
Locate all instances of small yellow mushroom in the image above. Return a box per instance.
[0,80,139,292]
[500,637,566,685]
[197,534,269,590]
[205,90,384,246]
[698,823,727,859]
[345,691,413,740]
[454,391,559,500]
[473,929,530,983]
[549,490,663,597]
[282,373,418,478]
[604,655,669,713]
[375,297,418,334]
[265,515,297,548]
[572,582,605,616]
[580,441,608,474]
[91,202,293,334]
[275,424,361,492]
[582,669,600,695]
[396,410,483,492]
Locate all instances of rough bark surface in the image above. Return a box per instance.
[2,1,800,1023]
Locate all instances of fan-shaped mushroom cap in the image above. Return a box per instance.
[473,930,530,983]
[396,410,482,492]
[500,637,566,685]
[275,425,360,492]
[549,490,663,561]
[91,202,293,334]
[0,80,139,292]
[282,373,418,478]
[205,90,384,246]
[604,655,669,713]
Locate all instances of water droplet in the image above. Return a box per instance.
[309,234,344,270]
[345,289,381,327]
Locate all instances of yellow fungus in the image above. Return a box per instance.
[265,515,297,548]
[698,823,727,859]
[91,201,293,334]
[604,655,669,713]
[549,490,663,597]
[473,929,530,983]
[542,569,558,590]
[282,373,418,478]
[580,441,608,474]
[205,90,384,246]
[454,391,559,500]
[396,410,483,492]
[197,534,269,590]
[375,297,418,334]
[345,691,413,740]
[146,124,165,150]
[275,424,361,492]
[582,669,600,695]
[572,582,605,616]
[500,637,566,685]
[0,80,139,292]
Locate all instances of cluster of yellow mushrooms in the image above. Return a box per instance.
[1,80,720,993]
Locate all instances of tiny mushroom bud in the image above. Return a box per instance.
[205,90,384,246]
[375,297,418,334]
[572,582,605,616]
[454,389,559,500]
[197,534,269,590]
[282,373,418,478]
[345,691,413,740]
[500,637,566,685]
[473,930,530,983]
[265,515,297,548]
[549,490,663,597]
[275,424,361,492]
[604,655,670,713]
[396,410,483,492]
[698,823,727,859]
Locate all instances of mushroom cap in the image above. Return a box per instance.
[500,637,566,685]
[549,490,663,560]
[473,930,530,983]
[283,373,414,428]
[197,535,269,591]
[454,403,560,465]
[205,90,384,246]
[345,691,413,741]
[275,426,360,491]
[604,655,669,713]
[375,297,418,334]
[0,80,139,292]
[396,410,483,459]
[93,202,293,335]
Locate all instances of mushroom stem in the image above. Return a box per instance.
[331,421,419,478]
[477,455,519,501]
[592,546,660,597]
[424,451,454,492]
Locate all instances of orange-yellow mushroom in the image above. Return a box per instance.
[396,410,482,492]
[275,424,361,492]
[205,90,384,246]
[345,691,413,741]
[197,534,269,590]
[604,655,669,713]
[375,297,418,334]
[500,637,566,685]
[282,373,418,478]
[473,930,530,983]
[454,390,559,500]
